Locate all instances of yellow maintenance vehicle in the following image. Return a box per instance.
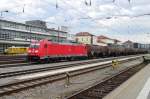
[4,46,28,54]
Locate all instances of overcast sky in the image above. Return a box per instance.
[0,0,150,43]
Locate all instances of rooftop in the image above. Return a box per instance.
[97,35,111,39]
[76,32,94,36]
[97,40,107,44]
[98,35,121,42]
[124,40,133,44]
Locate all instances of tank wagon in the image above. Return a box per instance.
[87,45,147,58]
[27,39,147,62]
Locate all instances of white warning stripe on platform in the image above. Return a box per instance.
[136,78,150,99]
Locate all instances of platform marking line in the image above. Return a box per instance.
[136,78,150,99]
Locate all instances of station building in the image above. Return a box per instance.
[0,19,68,53]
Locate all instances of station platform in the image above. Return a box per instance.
[103,63,150,99]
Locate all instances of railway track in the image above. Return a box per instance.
[0,55,26,60]
[0,55,27,65]
[67,62,147,99]
[0,56,143,97]
[0,62,36,68]
[0,55,143,69]
[0,55,140,79]
[0,54,144,68]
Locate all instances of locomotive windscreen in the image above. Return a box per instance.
[29,43,39,48]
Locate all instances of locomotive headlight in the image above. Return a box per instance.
[28,50,31,53]
[35,50,38,53]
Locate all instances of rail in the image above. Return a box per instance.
[67,63,147,99]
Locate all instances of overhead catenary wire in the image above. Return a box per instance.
[48,0,150,36]
[49,0,149,23]
[56,0,59,9]
[48,0,150,43]
[3,0,149,39]
[47,0,92,23]
[56,0,128,35]
[60,0,103,27]
[113,0,131,3]
[60,0,92,19]
[84,0,92,6]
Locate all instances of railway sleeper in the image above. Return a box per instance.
[78,95,96,99]
[3,88,14,91]
[10,86,20,89]
[82,93,100,99]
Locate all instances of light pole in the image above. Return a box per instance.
[29,26,32,43]
[58,26,60,42]
[45,21,60,42]
[25,25,32,43]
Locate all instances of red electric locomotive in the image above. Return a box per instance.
[27,39,88,61]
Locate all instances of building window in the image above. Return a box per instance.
[82,38,83,41]
[87,38,89,41]
[0,31,10,40]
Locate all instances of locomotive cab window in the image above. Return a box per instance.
[29,43,40,48]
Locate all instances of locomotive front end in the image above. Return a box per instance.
[27,43,40,61]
